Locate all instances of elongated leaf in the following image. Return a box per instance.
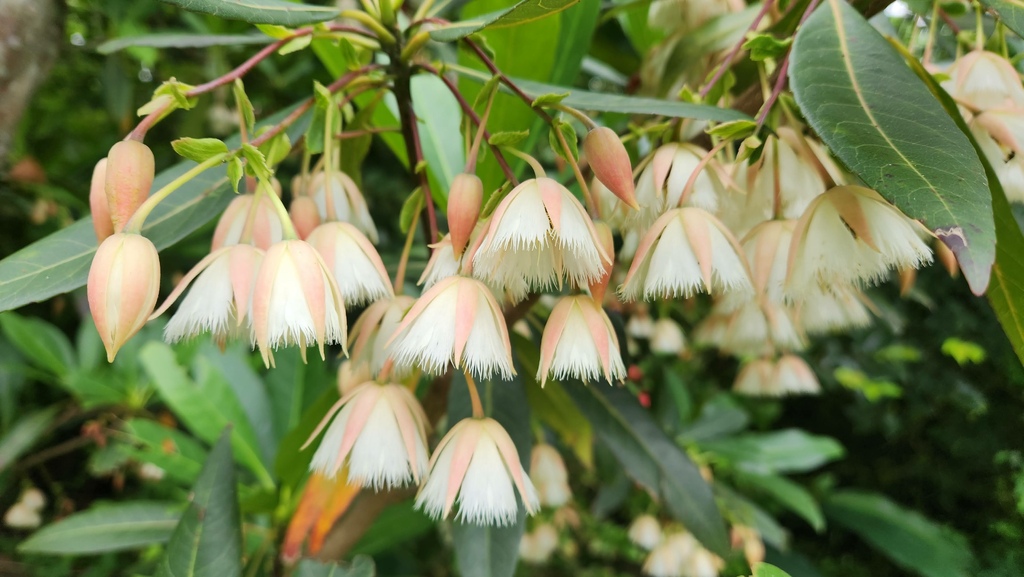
[702,429,844,474]
[0,106,309,314]
[19,502,180,554]
[0,407,57,474]
[157,0,338,26]
[123,418,209,485]
[460,71,752,122]
[0,312,76,378]
[736,471,825,531]
[140,342,274,489]
[98,33,270,54]
[294,556,375,577]
[430,0,580,42]
[754,563,794,577]
[156,429,242,577]
[448,370,532,577]
[197,342,276,464]
[789,0,995,294]
[824,491,973,577]
[564,384,729,555]
[350,503,434,556]
[979,0,1024,39]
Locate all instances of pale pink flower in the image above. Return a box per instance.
[307,221,393,307]
[251,239,346,367]
[530,444,572,507]
[348,296,415,376]
[87,233,161,362]
[538,296,625,386]
[944,50,1024,111]
[642,532,698,577]
[519,523,560,563]
[630,143,724,232]
[620,207,751,301]
[731,525,766,567]
[306,381,429,489]
[971,108,1024,202]
[795,285,872,335]
[628,515,664,551]
[734,355,819,396]
[416,417,539,525]
[703,299,805,356]
[741,219,797,305]
[151,244,263,343]
[419,235,461,290]
[473,178,610,298]
[211,193,285,251]
[388,276,515,380]
[309,171,378,242]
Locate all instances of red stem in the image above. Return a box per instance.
[755,0,822,129]
[699,0,775,100]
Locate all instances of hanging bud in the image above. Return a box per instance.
[530,444,572,507]
[104,140,155,232]
[628,514,663,551]
[589,221,615,303]
[89,158,114,242]
[584,127,639,209]
[290,196,322,240]
[87,233,161,362]
[448,173,484,259]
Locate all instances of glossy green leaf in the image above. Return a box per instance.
[736,471,825,531]
[702,429,844,474]
[197,342,276,464]
[19,502,180,554]
[0,312,76,377]
[157,0,338,26]
[350,503,434,556]
[156,429,243,577]
[0,407,57,474]
[273,384,337,489]
[172,137,229,163]
[754,563,795,577]
[448,369,532,577]
[293,556,375,577]
[97,33,269,54]
[824,491,973,577]
[978,0,1024,39]
[714,483,789,549]
[789,0,995,294]
[0,106,309,314]
[430,0,580,42]
[564,384,729,556]
[140,342,274,489]
[122,418,208,485]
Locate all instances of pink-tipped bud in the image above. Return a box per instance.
[447,173,483,258]
[290,196,321,240]
[89,158,114,242]
[87,232,161,362]
[584,127,638,209]
[291,173,310,198]
[589,221,615,303]
[105,140,155,232]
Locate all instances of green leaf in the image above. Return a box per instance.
[399,190,424,235]
[735,471,825,531]
[702,429,844,474]
[233,79,255,134]
[742,33,792,61]
[172,138,230,164]
[257,130,292,168]
[278,34,312,55]
[488,130,530,147]
[563,383,729,556]
[531,91,570,108]
[140,342,274,489]
[978,0,1024,39]
[157,0,339,26]
[448,369,532,577]
[273,385,337,489]
[0,312,75,377]
[548,119,578,162]
[429,0,580,42]
[156,429,243,577]
[789,0,995,294]
[706,118,758,140]
[351,503,434,556]
[754,563,794,577]
[240,143,272,180]
[155,79,197,110]
[0,105,309,314]
[122,418,208,485]
[227,157,244,193]
[824,491,973,577]
[98,33,269,54]
[19,502,180,554]
[293,556,375,577]
[460,72,752,122]
[0,407,57,474]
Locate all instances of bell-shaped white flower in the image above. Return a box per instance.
[642,532,698,577]
[734,355,820,396]
[473,178,610,299]
[416,417,539,526]
[153,244,263,344]
[306,381,429,489]
[530,444,572,508]
[538,295,626,386]
[349,296,416,376]
[419,235,461,290]
[971,108,1024,202]
[786,185,932,298]
[628,515,664,551]
[650,318,687,355]
[519,523,560,564]
[388,276,515,380]
[307,221,393,307]
[741,219,796,305]
[211,193,284,251]
[795,285,872,335]
[251,239,347,367]
[620,207,752,301]
[629,143,724,232]
[705,299,805,356]
[945,50,1024,111]
[309,170,379,242]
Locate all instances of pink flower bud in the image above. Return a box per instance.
[290,196,322,240]
[447,173,483,258]
[588,221,615,303]
[87,232,161,362]
[89,158,114,242]
[584,127,638,209]
[104,140,155,232]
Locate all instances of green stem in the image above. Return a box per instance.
[124,153,229,233]
[503,147,546,178]
[261,179,299,240]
